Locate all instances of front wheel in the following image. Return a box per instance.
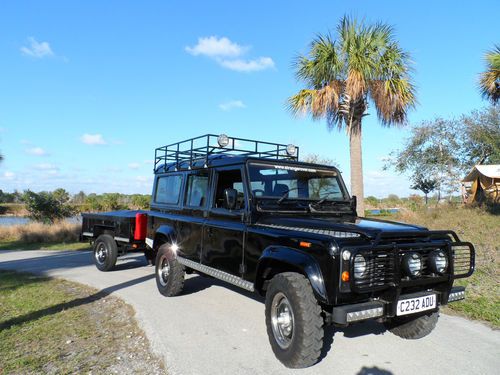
[385,310,439,339]
[265,272,324,368]
[93,234,118,272]
[155,244,185,297]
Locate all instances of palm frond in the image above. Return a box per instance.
[479,45,500,103]
[287,89,315,117]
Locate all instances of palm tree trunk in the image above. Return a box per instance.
[349,121,365,217]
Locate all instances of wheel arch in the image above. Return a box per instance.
[255,246,329,304]
[152,224,177,250]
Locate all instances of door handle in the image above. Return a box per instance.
[206,227,214,237]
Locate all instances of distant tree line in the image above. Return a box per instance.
[0,189,151,223]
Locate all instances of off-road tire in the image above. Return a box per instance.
[385,310,439,339]
[265,272,324,368]
[93,234,118,272]
[155,244,185,297]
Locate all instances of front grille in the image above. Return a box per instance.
[452,245,474,278]
[351,250,396,292]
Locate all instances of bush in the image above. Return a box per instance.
[22,190,75,224]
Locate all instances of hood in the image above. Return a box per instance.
[256,215,426,238]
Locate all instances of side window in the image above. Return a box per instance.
[214,169,245,210]
[155,175,182,204]
[185,172,209,207]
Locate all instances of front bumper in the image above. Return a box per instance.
[329,286,466,325]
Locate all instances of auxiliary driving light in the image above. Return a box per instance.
[346,307,384,322]
[353,254,367,278]
[286,144,297,156]
[429,250,448,274]
[217,134,230,147]
[402,252,422,277]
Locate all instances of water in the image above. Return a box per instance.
[0,216,81,226]
[368,208,400,215]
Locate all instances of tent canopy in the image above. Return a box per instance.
[462,165,500,182]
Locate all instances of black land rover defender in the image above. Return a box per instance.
[82,134,475,368]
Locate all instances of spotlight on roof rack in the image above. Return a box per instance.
[286,144,297,156]
[217,134,230,148]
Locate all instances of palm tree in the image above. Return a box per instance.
[479,45,500,104]
[289,16,416,215]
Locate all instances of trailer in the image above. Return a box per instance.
[81,210,150,270]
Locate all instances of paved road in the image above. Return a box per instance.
[0,250,498,375]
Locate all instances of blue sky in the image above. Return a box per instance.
[0,1,498,197]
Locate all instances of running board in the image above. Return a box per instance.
[177,256,255,292]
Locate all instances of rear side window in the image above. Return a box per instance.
[185,173,209,207]
[155,175,182,204]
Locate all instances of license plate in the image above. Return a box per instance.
[396,294,436,316]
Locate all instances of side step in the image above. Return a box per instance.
[177,256,255,292]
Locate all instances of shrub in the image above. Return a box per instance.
[22,190,75,224]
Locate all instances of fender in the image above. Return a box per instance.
[151,224,177,249]
[255,246,329,304]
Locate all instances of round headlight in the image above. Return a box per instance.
[429,250,448,274]
[353,254,367,278]
[286,144,297,156]
[342,250,351,261]
[217,134,230,147]
[402,252,422,277]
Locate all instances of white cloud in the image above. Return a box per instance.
[4,171,15,180]
[186,36,274,73]
[26,147,48,156]
[128,162,141,169]
[35,163,59,171]
[219,57,275,72]
[20,37,54,58]
[81,133,106,145]
[185,36,246,58]
[219,100,246,111]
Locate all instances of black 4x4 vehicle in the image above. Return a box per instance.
[82,134,475,368]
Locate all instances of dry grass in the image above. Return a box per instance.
[0,222,80,243]
[393,205,499,326]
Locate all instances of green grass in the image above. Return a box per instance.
[0,241,90,251]
[392,205,500,327]
[0,270,164,374]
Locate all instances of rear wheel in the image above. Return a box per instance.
[265,272,324,368]
[155,243,185,297]
[93,234,118,272]
[385,310,439,339]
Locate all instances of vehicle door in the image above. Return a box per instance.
[203,166,248,276]
[177,169,209,261]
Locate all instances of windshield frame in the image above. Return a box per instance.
[245,160,350,204]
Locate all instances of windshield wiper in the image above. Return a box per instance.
[312,192,341,206]
[276,187,304,204]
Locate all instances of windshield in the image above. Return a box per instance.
[248,162,346,201]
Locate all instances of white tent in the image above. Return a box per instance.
[462,165,500,203]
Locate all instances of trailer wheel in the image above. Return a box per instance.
[155,243,185,297]
[93,234,118,271]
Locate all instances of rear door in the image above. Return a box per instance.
[176,169,209,261]
[202,166,248,276]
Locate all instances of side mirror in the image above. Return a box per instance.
[350,195,358,215]
[223,188,238,210]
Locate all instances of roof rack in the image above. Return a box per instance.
[154,134,299,171]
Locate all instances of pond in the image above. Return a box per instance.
[0,216,81,226]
